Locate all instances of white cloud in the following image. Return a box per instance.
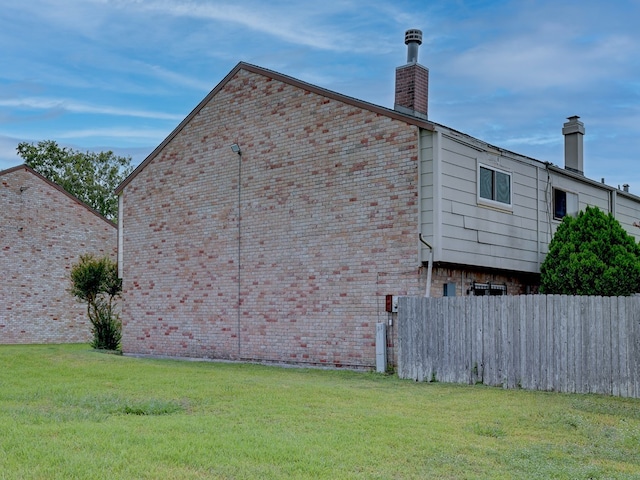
[56,127,171,141]
[0,98,184,121]
[447,31,634,92]
[136,63,214,92]
[2,0,639,189]
[101,0,398,53]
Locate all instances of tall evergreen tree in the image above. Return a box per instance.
[540,205,640,295]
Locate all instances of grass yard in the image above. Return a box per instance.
[0,344,639,479]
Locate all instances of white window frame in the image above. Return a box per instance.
[552,188,579,220]
[477,162,513,209]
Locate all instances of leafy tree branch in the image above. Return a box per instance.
[17,140,133,220]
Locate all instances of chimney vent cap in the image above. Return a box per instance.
[562,115,585,135]
[405,29,423,45]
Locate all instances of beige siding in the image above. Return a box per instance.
[420,125,640,275]
[543,171,639,246]
[617,194,640,241]
[434,131,542,272]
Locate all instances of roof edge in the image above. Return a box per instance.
[115,62,246,194]
[546,163,640,199]
[0,164,117,227]
[115,61,435,194]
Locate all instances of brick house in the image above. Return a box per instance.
[116,30,640,368]
[1,165,117,344]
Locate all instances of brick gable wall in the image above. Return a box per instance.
[120,69,427,368]
[1,167,117,344]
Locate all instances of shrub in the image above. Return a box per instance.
[540,206,640,295]
[70,255,122,350]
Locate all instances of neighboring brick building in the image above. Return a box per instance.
[116,30,640,368]
[1,165,117,344]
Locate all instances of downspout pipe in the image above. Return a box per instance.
[231,143,242,358]
[419,234,433,297]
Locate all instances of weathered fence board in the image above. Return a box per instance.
[397,295,640,399]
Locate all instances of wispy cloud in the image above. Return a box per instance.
[499,134,560,147]
[134,63,214,92]
[105,0,397,53]
[56,127,171,141]
[441,1,637,93]
[0,98,184,121]
[1,0,639,192]
[447,30,634,92]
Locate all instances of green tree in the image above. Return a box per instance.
[540,205,640,296]
[70,255,122,350]
[16,140,133,221]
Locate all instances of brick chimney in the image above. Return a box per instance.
[394,29,429,120]
[562,116,585,175]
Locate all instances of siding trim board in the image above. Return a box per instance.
[417,126,424,264]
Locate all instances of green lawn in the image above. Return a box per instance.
[1,344,639,479]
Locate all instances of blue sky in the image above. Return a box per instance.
[1,0,639,191]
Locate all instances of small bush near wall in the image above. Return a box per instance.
[70,255,122,350]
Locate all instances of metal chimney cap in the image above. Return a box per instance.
[405,29,423,45]
[563,115,585,135]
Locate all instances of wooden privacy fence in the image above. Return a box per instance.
[397,295,640,398]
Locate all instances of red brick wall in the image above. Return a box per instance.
[120,69,426,368]
[0,167,117,344]
[428,265,540,297]
[395,63,429,117]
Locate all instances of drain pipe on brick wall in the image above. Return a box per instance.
[231,143,243,358]
[419,234,433,297]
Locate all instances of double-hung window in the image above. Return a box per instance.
[478,164,512,207]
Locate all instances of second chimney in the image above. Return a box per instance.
[562,116,585,175]
[394,29,429,120]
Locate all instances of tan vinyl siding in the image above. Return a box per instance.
[435,131,541,273]
[420,124,640,276]
[617,194,640,240]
